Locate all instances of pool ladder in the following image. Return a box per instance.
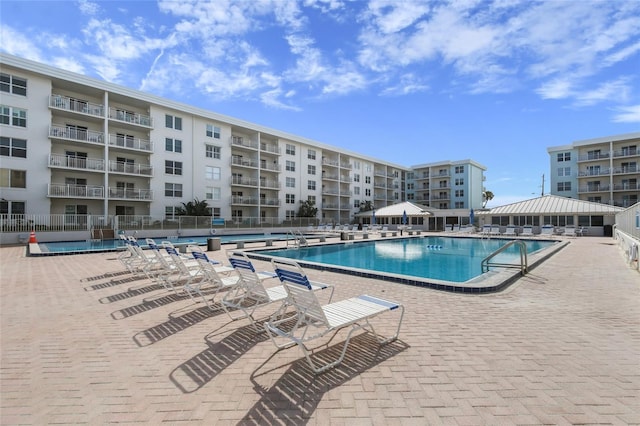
[481,240,528,275]
[287,230,308,249]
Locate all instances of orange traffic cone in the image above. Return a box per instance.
[29,231,37,243]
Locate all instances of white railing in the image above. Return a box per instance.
[108,134,153,152]
[108,187,153,200]
[49,125,104,144]
[108,160,153,176]
[49,94,104,117]
[108,107,153,127]
[49,153,105,171]
[48,184,104,198]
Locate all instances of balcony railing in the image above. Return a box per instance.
[108,187,153,200]
[49,153,105,172]
[577,152,610,162]
[322,158,339,167]
[613,182,639,191]
[48,184,104,198]
[50,125,104,144]
[231,177,259,186]
[260,179,281,189]
[261,162,281,172]
[108,161,153,176]
[231,196,259,205]
[108,107,152,128]
[49,94,104,118]
[261,198,281,206]
[613,165,638,175]
[578,185,611,193]
[108,134,153,152]
[231,136,259,150]
[613,149,638,158]
[231,157,258,168]
[260,143,280,154]
[578,168,611,177]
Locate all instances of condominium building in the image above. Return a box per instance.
[406,160,486,210]
[548,132,640,208]
[0,53,485,226]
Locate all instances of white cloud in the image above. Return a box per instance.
[575,77,631,107]
[77,0,100,16]
[536,78,575,100]
[611,105,640,123]
[0,25,44,62]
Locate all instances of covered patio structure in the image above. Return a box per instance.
[356,201,431,228]
[476,194,623,236]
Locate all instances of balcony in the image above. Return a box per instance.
[577,152,610,162]
[231,136,259,150]
[49,153,105,172]
[261,162,281,172]
[322,158,339,167]
[231,196,259,205]
[231,176,259,187]
[231,157,258,168]
[578,168,611,177]
[260,143,280,154]
[261,198,281,206]
[108,187,153,201]
[613,148,638,158]
[108,160,153,176]
[48,184,104,198]
[50,125,104,145]
[577,184,611,193]
[260,179,280,189]
[322,173,339,181]
[108,107,153,128]
[49,94,104,118]
[613,165,638,175]
[339,163,352,170]
[108,134,153,152]
[613,182,639,191]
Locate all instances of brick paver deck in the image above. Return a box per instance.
[1,236,639,425]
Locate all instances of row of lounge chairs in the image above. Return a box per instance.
[479,224,584,237]
[117,236,404,373]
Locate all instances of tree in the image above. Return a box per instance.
[175,198,210,216]
[297,199,318,218]
[359,200,374,212]
[482,190,494,208]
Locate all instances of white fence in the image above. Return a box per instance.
[614,202,640,271]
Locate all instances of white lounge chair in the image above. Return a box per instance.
[480,224,492,236]
[266,258,404,374]
[563,226,577,237]
[503,225,517,237]
[222,252,334,330]
[541,225,555,237]
[490,226,501,236]
[521,226,534,237]
[186,248,240,309]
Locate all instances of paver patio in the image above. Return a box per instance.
[1,236,639,425]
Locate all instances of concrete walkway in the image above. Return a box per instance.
[1,236,638,425]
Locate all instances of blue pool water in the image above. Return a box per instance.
[39,233,289,254]
[256,236,556,283]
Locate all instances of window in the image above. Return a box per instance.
[558,167,571,177]
[0,168,26,188]
[286,160,295,172]
[454,201,465,208]
[557,152,571,162]
[0,200,25,215]
[0,137,26,158]
[307,149,316,160]
[557,182,571,191]
[164,183,183,197]
[455,190,464,197]
[0,73,27,96]
[454,178,464,186]
[211,207,221,218]
[365,188,371,196]
[353,200,360,208]
[307,180,316,190]
[353,160,361,170]
[165,114,182,130]
[286,144,296,155]
[115,205,135,216]
[286,210,296,219]
[205,144,221,159]
[206,124,221,138]
[365,176,371,184]
[165,160,182,175]
[116,133,135,148]
[455,165,464,173]
[353,174,360,183]
[165,138,182,153]
[205,166,221,180]
[286,194,296,204]
[205,186,221,200]
[0,106,26,127]
[308,164,316,175]
[165,206,179,219]
[354,186,360,195]
[286,177,295,188]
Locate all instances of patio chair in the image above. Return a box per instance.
[563,226,577,237]
[222,252,334,330]
[266,258,404,374]
[480,224,492,236]
[503,225,517,237]
[541,225,555,237]
[186,249,240,309]
[521,226,534,237]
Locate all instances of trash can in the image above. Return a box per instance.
[207,237,221,251]
[341,232,348,240]
[604,224,613,237]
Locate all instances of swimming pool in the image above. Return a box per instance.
[249,236,562,292]
[36,233,292,255]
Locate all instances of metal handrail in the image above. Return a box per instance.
[286,230,308,249]
[481,240,528,275]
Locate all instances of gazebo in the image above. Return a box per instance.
[357,201,431,226]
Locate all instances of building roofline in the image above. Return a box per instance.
[547,131,640,151]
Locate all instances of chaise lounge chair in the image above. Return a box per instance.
[222,252,334,330]
[265,258,405,374]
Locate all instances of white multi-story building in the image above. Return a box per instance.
[0,53,486,228]
[548,132,640,208]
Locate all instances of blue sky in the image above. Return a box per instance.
[2,0,639,207]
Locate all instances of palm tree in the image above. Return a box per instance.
[359,200,374,212]
[176,198,210,216]
[482,190,494,208]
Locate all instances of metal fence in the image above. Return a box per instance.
[0,214,321,233]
